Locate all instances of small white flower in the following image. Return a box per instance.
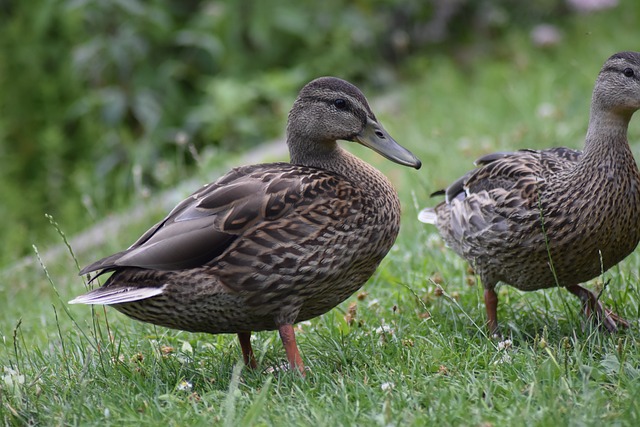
[380,382,395,391]
[497,339,513,351]
[177,380,193,391]
[374,325,395,335]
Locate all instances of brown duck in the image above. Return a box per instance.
[71,77,421,375]
[419,51,640,334]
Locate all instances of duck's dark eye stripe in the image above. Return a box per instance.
[305,95,352,111]
[601,66,638,78]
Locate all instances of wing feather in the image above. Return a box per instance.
[430,147,583,250]
[79,163,362,280]
[69,284,167,305]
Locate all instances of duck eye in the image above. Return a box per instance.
[623,68,635,77]
[334,99,347,110]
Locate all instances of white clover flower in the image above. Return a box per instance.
[380,382,394,391]
[177,380,193,391]
[497,339,513,351]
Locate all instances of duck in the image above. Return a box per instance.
[418,51,640,335]
[70,76,422,375]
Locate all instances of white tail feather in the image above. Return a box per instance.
[69,285,167,305]
[417,208,437,225]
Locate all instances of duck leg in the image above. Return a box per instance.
[278,324,306,376]
[237,332,258,369]
[484,288,500,336]
[566,284,629,332]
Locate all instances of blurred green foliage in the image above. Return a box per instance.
[0,0,583,265]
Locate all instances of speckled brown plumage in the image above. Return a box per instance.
[70,76,421,375]
[419,52,640,334]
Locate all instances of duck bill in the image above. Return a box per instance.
[354,117,422,169]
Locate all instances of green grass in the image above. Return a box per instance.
[3,6,640,426]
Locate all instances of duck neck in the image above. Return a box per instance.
[581,105,633,163]
[287,132,340,169]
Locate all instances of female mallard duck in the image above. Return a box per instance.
[71,77,421,375]
[419,51,640,335]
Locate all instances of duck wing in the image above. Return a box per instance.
[434,147,582,246]
[79,162,357,277]
[440,147,582,203]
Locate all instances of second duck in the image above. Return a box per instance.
[419,52,640,335]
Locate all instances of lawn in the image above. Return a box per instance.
[3,6,640,426]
